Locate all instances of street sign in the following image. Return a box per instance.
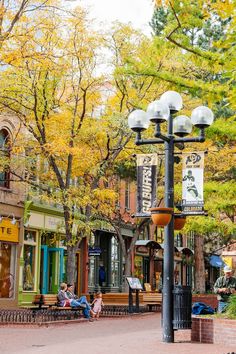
[88,247,102,256]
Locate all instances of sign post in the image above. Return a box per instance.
[126,277,143,313]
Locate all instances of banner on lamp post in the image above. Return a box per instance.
[182,152,205,215]
[136,153,158,217]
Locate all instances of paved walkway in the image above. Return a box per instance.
[0,313,235,354]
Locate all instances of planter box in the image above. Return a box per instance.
[191,316,236,345]
[192,294,218,311]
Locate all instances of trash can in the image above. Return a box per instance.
[173,285,192,329]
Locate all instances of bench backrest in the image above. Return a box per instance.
[33,294,58,306]
[102,293,131,304]
[42,294,58,306]
[142,293,162,303]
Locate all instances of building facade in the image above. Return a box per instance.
[0,116,24,308]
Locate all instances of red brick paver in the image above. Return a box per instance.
[0,313,235,354]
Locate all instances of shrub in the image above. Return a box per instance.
[225,295,236,319]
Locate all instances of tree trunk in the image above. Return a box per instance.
[194,234,205,293]
[63,205,77,285]
[123,251,132,292]
[66,245,77,285]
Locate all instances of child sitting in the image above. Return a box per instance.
[91,292,104,320]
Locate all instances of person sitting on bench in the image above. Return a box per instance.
[57,283,92,320]
[66,283,92,320]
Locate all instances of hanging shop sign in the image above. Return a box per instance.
[88,246,102,256]
[182,152,205,215]
[136,153,158,217]
[0,219,19,243]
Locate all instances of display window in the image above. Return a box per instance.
[134,255,143,279]
[23,230,37,291]
[111,236,120,287]
[0,242,16,298]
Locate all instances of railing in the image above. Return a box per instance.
[0,305,149,324]
[0,309,81,323]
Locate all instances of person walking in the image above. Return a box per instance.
[214,265,236,313]
[91,291,104,320]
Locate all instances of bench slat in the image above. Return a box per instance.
[32,294,85,311]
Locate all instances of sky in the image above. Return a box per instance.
[67,0,154,35]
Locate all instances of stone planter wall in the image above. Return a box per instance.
[191,316,236,345]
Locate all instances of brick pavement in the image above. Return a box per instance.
[0,313,235,354]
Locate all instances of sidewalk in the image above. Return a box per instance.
[1,312,235,354]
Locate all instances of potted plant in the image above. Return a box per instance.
[149,206,173,227]
[174,214,186,230]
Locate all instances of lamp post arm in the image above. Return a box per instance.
[154,124,171,142]
[174,128,206,143]
[135,136,164,145]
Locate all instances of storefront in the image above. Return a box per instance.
[134,240,194,290]
[18,207,82,306]
[135,240,163,291]
[0,217,22,308]
[88,229,123,293]
[87,225,134,293]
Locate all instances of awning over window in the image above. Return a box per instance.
[209,255,225,268]
[160,244,179,253]
[135,240,163,249]
[177,247,194,256]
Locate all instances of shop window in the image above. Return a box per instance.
[88,257,95,287]
[154,227,164,243]
[88,233,96,288]
[125,180,130,210]
[175,233,183,247]
[111,236,120,287]
[187,231,194,249]
[0,242,16,298]
[23,230,37,291]
[0,129,10,188]
[134,255,143,280]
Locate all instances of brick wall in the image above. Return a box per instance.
[191,316,236,345]
[192,294,218,311]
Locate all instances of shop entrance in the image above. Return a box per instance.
[40,246,64,294]
[143,257,150,284]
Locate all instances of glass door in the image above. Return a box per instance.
[40,246,64,294]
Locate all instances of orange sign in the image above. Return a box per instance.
[0,219,19,243]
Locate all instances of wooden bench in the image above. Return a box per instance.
[142,292,162,311]
[32,294,83,311]
[101,293,138,305]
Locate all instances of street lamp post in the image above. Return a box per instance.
[128,91,214,343]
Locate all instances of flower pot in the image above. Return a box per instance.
[150,207,173,227]
[174,214,186,230]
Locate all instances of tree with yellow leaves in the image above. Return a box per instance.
[149,0,236,292]
[0,4,114,284]
[0,5,162,285]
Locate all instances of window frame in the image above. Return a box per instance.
[0,129,11,189]
[125,179,131,210]
[22,230,38,292]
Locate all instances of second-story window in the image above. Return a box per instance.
[175,233,183,247]
[0,129,10,188]
[187,231,195,250]
[125,179,130,210]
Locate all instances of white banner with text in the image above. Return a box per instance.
[182,152,204,215]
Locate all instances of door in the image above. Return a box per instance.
[143,257,150,284]
[40,246,64,294]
